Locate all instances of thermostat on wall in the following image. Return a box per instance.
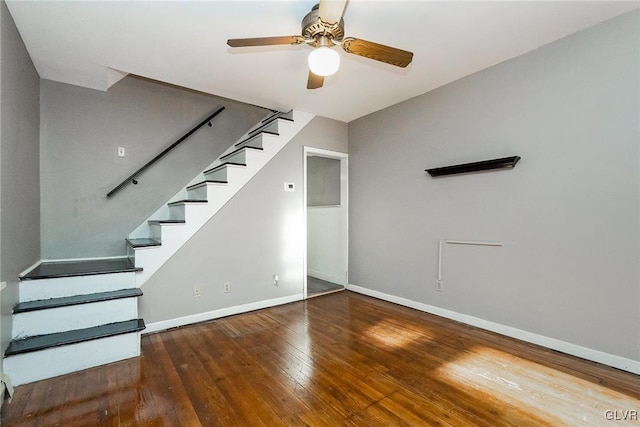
[284,182,295,192]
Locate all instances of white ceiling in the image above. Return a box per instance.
[6,1,639,123]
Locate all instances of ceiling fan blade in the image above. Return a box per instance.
[318,0,347,25]
[227,36,306,48]
[307,70,324,90]
[341,37,413,68]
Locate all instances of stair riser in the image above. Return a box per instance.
[169,204,185,220]
[220,150,246,164]
[172,204,211,223]
[186,182,226,200]
[3,332,141,386]
[203,163,246,182]
[188,174,249,203]
[203,167,227,181]
[19,272,137,302]
[149,222,184,241]
[13,298,138,337]
[235,134,264,149]
[248,119,279,138]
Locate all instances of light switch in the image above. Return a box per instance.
[117,147,126,157]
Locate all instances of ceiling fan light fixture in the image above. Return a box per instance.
[308,46,340,76]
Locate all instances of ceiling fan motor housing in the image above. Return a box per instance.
[302,4,345,46]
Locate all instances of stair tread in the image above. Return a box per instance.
[186,180,228,190]
[236,131,279,147]
[248,117,281,137]
[167,199,208,206]
[261,110,293,124]
[21,258,141,281]
[203,162,246,175]
[5,319,146,356]
[148,219,185,224]
[14,288,143,313]
[219,145,263,161]
[126,238,161,248]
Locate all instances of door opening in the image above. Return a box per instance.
[303,147,348,299]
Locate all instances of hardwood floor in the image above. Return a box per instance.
[3,291,639,426]
[307,276,344,297]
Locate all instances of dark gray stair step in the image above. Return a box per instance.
[5,319,146,356]
[269,110,294,122]
[148,219,185,225]
[14,288,143,314]
[21,258,141,281]
[261,110,293,123]
[235,133,263,148]
[261,111,281,123]
[186,180,227,191]
[248,116,289,138]
[261,112,293,125]
[248,120,278,138]
[204,162,246,175]
[126,238,161,248]
[219,145,263,161]
[167,199,208,207]
[236,131,279,147]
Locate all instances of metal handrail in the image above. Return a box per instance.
[106,106,225,198]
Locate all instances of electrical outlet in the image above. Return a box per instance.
[273,274,279,286]
[193,286,201,298]
[436,280,443,292]
[224,282,231,293]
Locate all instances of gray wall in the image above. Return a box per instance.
[348,11,639,361]
[0,0,40,359]
[307,156,341,207]
[40,77,267,259]
[140,116,348,324]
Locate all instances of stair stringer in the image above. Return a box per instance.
[130,110,314,287]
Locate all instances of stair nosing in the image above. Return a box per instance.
[262,112,293,124]
[203,162,246,175]
[219,145,263,161]
[186,180,228,191]
[14,288,143,314]
[235,131,279,147]
[148,219,186,225]
[167,199,208,207]
[5,319,146,356]
[261,111,281,123]
[248,118,281,137]
[126,238,161,248]
[20,259,142,281]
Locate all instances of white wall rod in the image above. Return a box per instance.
[437,240,443,281]
[445,240,503,247]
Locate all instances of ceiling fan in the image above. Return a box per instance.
[227,0,414,89]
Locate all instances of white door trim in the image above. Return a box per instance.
[303,146,348,300]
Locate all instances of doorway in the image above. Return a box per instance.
[303,147,348,299]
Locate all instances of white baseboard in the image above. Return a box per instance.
[347,284,640,375]
[143,294,304,334]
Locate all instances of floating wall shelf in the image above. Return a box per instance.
[426,156,521,177]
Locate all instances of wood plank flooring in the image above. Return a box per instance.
[307,276,344,297]
[2,291,639,426]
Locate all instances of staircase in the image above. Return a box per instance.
[4,258,145,385]
[127,109,313,287]
[4,109,314,386]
